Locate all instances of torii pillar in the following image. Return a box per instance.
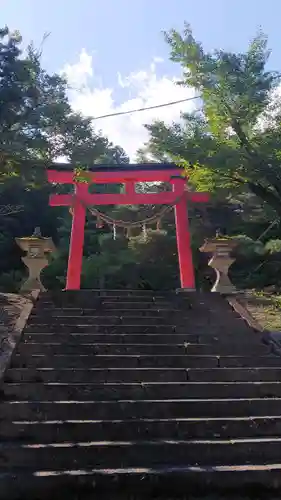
[173,177,197,290]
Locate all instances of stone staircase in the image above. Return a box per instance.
[1,289,281,499]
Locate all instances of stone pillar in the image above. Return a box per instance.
[16,228,56,292]
[200,238,238,293]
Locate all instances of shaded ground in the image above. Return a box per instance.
[0,292,33,375]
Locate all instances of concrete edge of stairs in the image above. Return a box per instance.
[227,295,264,333]
[0,290,39,379]
[226,294,281,353]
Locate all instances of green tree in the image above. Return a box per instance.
[139,25,281,217]
[0,26,128,185]
[0,26,130,291]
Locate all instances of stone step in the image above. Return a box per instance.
[7,367,281,384]
[94,301,182,310]
[28,314,249,328]
[4,368,190,383]
[2,398,281,420]
[1,465,281,500]
[41,290,173,300]
[198,333,262,344]
[12,354,281,370]
[39,294,174,308]
[23,323,256,334]
[44,289,171,294]
[218,356,281,368]
[28,315,186,326]
[2,416,281,443]
[23,333,201,344]
[39,292,185,305]
[4,381,281,401]
[188,367,281,382]
[37,300,175,311]
[18,343,188,356]
[189,303,248,319]
[36,300,175,310]
[11,354,219,369]
[1,437,281,470]
[30,308,183,317]
[22,332,264,347]
[17,342,270,356]
[33,304,239,314]
[33,307,245,324]
[24,324,183,334]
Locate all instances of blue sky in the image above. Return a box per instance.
[2,0,280,157]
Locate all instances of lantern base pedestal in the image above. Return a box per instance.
[210,256,236,294]
[20,257,49,292]
[200,238,238,295]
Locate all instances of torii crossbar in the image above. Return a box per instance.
[47,163,209,290]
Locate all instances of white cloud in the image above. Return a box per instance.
[62,49,93,89]
[256,84,281,132]
[61,50,197,160]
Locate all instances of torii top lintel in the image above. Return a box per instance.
[47,163,209,207]
[48,162,184,184]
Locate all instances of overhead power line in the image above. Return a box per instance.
[92,95,201,120]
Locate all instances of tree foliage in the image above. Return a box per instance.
[139,24,281,218]
[0,26,134,291]
[0,26,128,185]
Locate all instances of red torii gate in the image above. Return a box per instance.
[47,164,209,290]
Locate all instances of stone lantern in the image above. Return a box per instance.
[16,227,56,292]
[200,236,238,293]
